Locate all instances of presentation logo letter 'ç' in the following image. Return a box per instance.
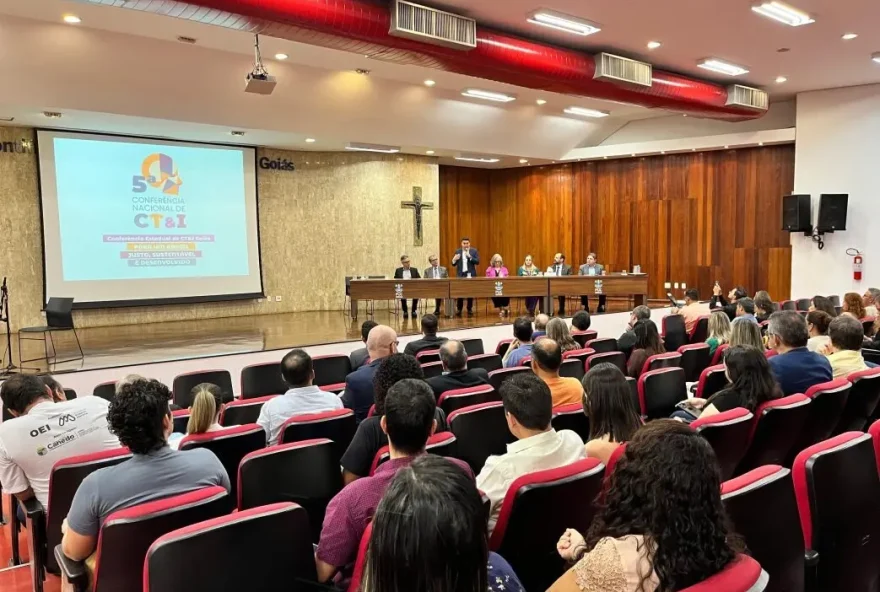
[132,153,183,195]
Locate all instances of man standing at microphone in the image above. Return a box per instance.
[452,237,480,317]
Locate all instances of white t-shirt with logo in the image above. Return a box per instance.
[0,397,120,508]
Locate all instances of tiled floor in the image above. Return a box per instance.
[0,495,61,592]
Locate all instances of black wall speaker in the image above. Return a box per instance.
[782,194,812,232]
[816,194,848,232]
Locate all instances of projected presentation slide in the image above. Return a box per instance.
[37,131,263,307]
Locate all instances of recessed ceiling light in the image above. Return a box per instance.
[230,130,246,136]
[355,68,370,75]
[873,52,880,64]
[43,111,62,119]
[692,148,697,151]
[660,151,665,154]
[63,14,81,24]
[424,79,436,87]
[527,10,601,36]
[274,53,289,60]
[536,99,547,105]
[647,41,662,50]
[775,75,788,83]
[697,58,749,76]
[751,1,814,27]
[759,142,764,146]
[724,145,730,149]
[603,156,608,159]
[461,89,516,103]
[564,106,610,118]
[631,153,636,157]
[842,33,858,40]
[455,155,501,163]
[305,138,316,143]
[519,158,529,164]
[426,150,435,155]
[346,142,400,153]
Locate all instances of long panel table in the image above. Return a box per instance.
[549,274,649,308]
[349,279,451,319]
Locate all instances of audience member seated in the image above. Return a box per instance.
[61,379,230,563]
[824,315,869,378]
[862,288,880,318]
[865,318,880,350]
[503,317,535,368]
[675,345,782,422]
[403,314,448,356]
[571,310,592,332]
[672,288,703,334]
[426,340,489,399]
[316,379,471,584]
[732,297,757,324]
[809,295,838,317]
[754,291,777,322]
[341,355,447,484]
[617,305,651,352]
[841,291,867,320]
[550,421,743,592]
[767,311,832,395]
[729,319,764,350]
[625,320,665,379]
[41,375,68,403]
[0,375,119,513]
[257,348,343,445]
[546,317,581,353]
[169,383,227,449]
[582,364,641,464]
[476,373,586,534]
[711,284,747,321]
[342,325,398,423]
[806,310,832,353]
[364,455,525,592]
[349,320,378,370]
[532,338,584,407]
[532,314,550,340]
[706,311,731,356]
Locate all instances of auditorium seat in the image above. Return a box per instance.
[220,395,276,427]
[551,403,589,441]
[571,330,598,348]
[626,377,639,411]
[172,370,234,408]
[585,337,617,353]
[63,388,77,400]
[370,432,456,475]
[678,343,712,382]
[347,522,373,592]
[238,439,341,542]
[55,486,232,592]
[861,347,880,366]
[415,349,441,364]
[678,555,768,592]
[638,367,686,419]
[489,458,605,592]
[711,343,729,365]
[689,315,710,344]
[420,361,444,378]
[792,432,880,591]
[780,300,796,311]
[179,424,265,501]
[437,385,498,416]
[559,358,585,380]
[561,347,596,367]
[862,317,876,336]
[312,354,352,392]
[448,401,514,474]
[21,447,131,589]
[585,351,626,373]
[722,466,805,592]
[795,298,811,311]
[488,366,530,391]
[604,442,627,480]
[829,295,841,307]
[466,353,503,373]
[280,408,356,462]
[495,339,513,357]
[92,380,116,401]
[695,364,728,399]
[764,348,778,359]
[737,394,811,474]
[835,367,880,433]
[460,338,484,356]
[787,379,852,465]
[661,314,688,352]
[870,420,880,474]
[691,408,754,480]
[641,351,682,374]
[172,408,191,433]
[144,503,316,592]
[240,361,286,399]
[518,356,532,367]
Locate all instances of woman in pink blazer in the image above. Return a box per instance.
[486,254,510,316]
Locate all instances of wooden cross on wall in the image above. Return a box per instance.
[401,186,434,246]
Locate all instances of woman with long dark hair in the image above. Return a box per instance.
[625,320,665,379]
[582,363,642,464]
[809,295,838,317]
[363,455,524,592]
[551,421,743,592]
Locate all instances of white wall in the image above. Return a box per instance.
[791,84,880,298]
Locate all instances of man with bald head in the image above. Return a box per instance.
[342,325,398,423]
[426,340,489,399]
[531,338,584,407]
[532,314,551,341]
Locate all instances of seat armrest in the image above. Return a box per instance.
[804,549,819,592]
[23,497,47,590]
[54,545,89,591]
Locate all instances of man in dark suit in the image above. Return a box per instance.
[403,314,448,357]
[349,320,378,370]
[341,325,398,423]
[423,254,449,315]
[548,253,572,316]
[393,255,421,319]
[426,340,489,399]
[451,237,480,316]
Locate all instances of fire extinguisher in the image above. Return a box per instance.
[848,248,864,281]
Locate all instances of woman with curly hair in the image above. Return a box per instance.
[550,420,743,592]
[842,292,867,320]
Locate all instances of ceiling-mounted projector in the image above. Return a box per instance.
[244,34,276,96]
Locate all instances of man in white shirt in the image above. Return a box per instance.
[257,349,343,445]
[0,375,119,510]
[476,373,586,534]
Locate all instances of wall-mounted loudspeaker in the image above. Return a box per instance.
[782,194,812,233]
[816,194,848,232]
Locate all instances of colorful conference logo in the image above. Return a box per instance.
[132,153,183,195]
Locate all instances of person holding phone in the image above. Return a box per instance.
[451,237,480,316]
[669,288,703,334]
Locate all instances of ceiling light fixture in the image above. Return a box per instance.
[461,88,516,102]
[426,150,435,155]
[724,145,730,149]
[346,142,400,153]
[697,58,749,76]
[751,1,814,27]
[355,68,371,75]
[63,14,81,24]
[842,33,858,40]
[305,138,316,143]
[564,106,610,118]
[274,53,289,60]
[775,75,788,83]
[536,99,547,105]
[647,41,662,50]
[230,130,246,136]
[873,52,880,64]
[424,79,436,87]
[758,142,764,146]
[455,155,501,163]
[519,158,529,164]
[43,111,62,119]
[527,10,601,36]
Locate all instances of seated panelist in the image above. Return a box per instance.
[393,255,420,319]
[578,252,607,313]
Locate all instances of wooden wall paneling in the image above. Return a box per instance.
[439,167,491,268]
